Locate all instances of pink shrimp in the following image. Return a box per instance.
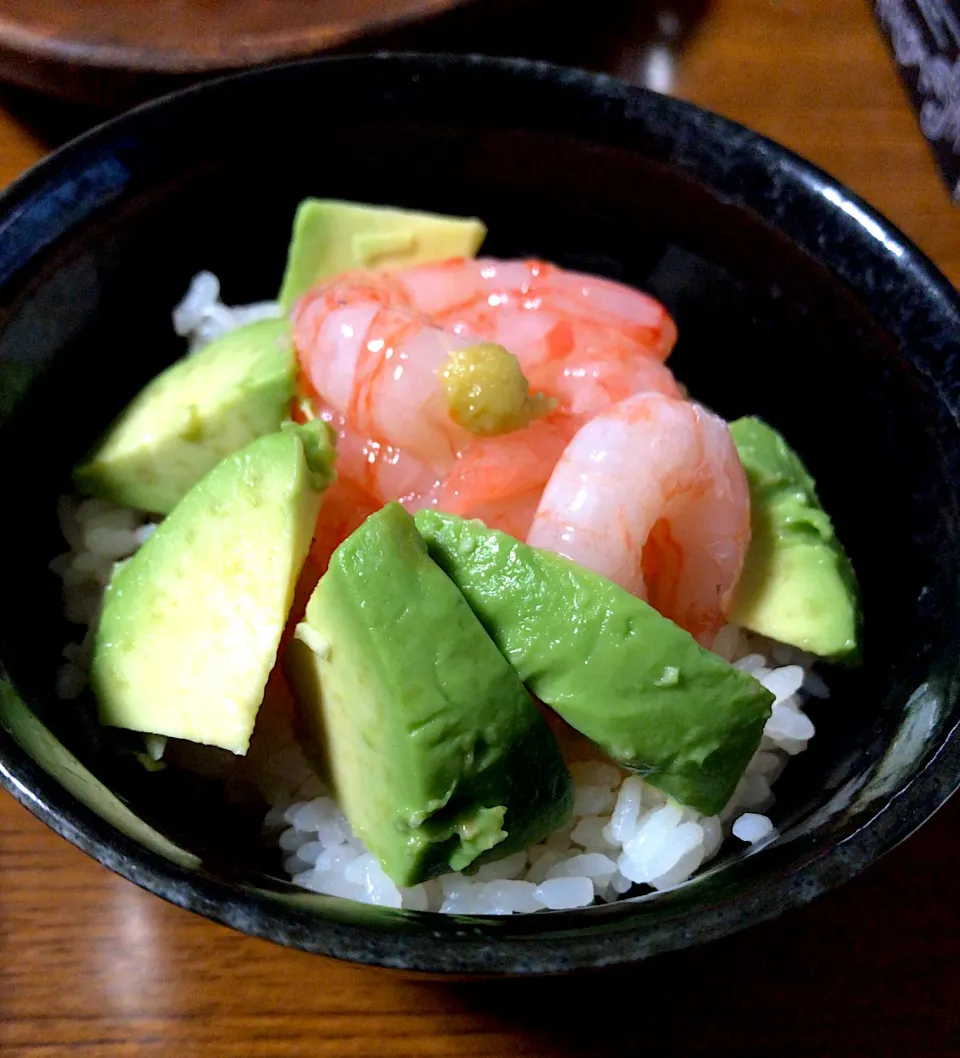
[292,276,474,458]
[396,258,675,357]
[293,258,682,541]
[386,258,681,419]
[310,398,438,507]
[308,474,381,572]
[435,416,579,539]
[527,391,751,645]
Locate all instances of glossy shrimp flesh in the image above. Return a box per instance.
[389,258,681,419]
[435,416,578,540]
[292,274,477,500]
[395,258,676,357]
[527,391,751,644]
[293,257,684,544]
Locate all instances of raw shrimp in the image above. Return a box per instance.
[292,274,477,488]
[435,416,578,539]
[395,258,676,359]
[293,259,679,459]
[388,258,681,420]
[308,475,381,572]
[527,391,750,645]
[312,398,439,507]
[294,258,683,541]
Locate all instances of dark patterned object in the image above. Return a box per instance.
[876,0,960,201]
[2,55,960,976]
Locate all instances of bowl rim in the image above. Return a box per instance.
[2,50,960,976]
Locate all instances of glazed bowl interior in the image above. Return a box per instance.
[2,54,960,975]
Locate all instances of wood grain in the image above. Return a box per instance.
[3,790,960,1055]
[2,1,960,1053]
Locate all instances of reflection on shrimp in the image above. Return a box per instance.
[391,258,680,421]
[436,416,577,539]
[527,391,750,645]
[293,258,684,544]
[292,274,477,475]
[315,401,439,508]
[396,258,676,359]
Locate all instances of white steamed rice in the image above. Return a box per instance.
[172,270,282,352]
[51,492,828,916]
[48,271,830,915]
[263,630,824,913]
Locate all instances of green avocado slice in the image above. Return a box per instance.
[91,420,336,755]
[278,199,487,309]
[729,417,861,663]
[284,502,573,887]
[73,318,294,515]
[415,510,774,817]
[74,201,486,515]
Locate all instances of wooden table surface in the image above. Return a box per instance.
[3,1,960,1054]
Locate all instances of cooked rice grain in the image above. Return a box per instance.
[272,631,820,913]
[48,270,828,915]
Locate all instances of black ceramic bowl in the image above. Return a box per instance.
[2,53,960,977]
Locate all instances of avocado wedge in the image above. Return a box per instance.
[285,502,573,887]
[91,420,336,754]
[730,417,861,662]
[74,318,294,515]
[278,199,486,310]
[416,510,774,817]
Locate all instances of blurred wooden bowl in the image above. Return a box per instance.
[0,0,483,107]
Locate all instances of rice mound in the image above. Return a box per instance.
[264,629,824,913]
[48,271,830,916]
[52,494,828,916]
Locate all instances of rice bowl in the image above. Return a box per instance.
[49,268,833,916]
[0,54,957,974]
